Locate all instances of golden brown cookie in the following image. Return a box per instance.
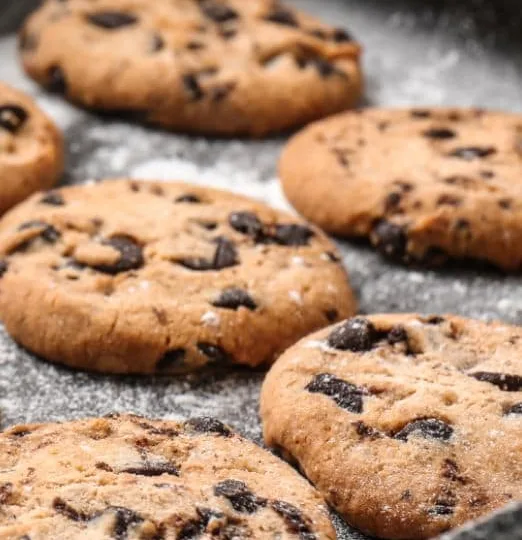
[0,413,336,539]
[261,313,522,539]
[280,107,522,270]
[0,81,63,215]
[20,0,363,136]
[0,179,356,374]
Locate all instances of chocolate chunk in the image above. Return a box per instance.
[306,373,366,413]
[40,191,65,206]
[324,309,338,322]
[212,237,239,269]
[411,109,431,118]
[0,105,28,133]
[86,11,138,29]
[271,500,316,539]
[372,220,407,261]
[273,224,314,246]
[394,418,454,442]
[177,508,226,540]
[185,417,232,437]
[0,260,7,278]
[198,342,232,363]
[229,211,263,238]
[121,462,179,476]
[200,1,238,22]
[437,194,462,207]
[265,7,299,27]
[94,236,144,274]
[53,498,90,522]
[18,220,61,243]
[388,325,408,344]
[423,128,456,139]
[156,349,186,371]
[214,480,266,513]
[183,74,204,101]
[327,318,378,352]
[47,66,67,94]
[175,194,201,203]
[505,403,522,415]
[107,506,144,540]
[212,288,257,311]
[448,146,496,160]
[469,372,522,391]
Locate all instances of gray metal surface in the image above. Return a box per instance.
[1,0,522,538]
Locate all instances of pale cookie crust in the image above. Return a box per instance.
[0,81,63,215]
[261,313,522,539]
[20,0,363,136]
[0,414,336,539]
[280,108,522,270]
[0,179,356,374]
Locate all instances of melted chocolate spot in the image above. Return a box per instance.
[86,11,138,29]
[0,105,28,133]
[469,372,522,391]
[327,318,378,352]
[394,418,453,442]
[214,480,266,513]
[94,236,144,274]
[306,373,366,413]
[185,417,232,436]
[212,288,257,311]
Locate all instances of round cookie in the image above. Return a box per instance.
[0,81,63,215]
[19,0,362,137]
[0,413,335,539]
[0,179,356,374]
[261,313,522,539]
[280,107,522,270]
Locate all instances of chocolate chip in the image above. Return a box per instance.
[86,11,138,29]
[505,403,522,415]
[214,480,266,513]
[469,372,522,391]
[411,109,431,118]
[448,146,496,160]
[94,236,144,274]
[423,128,456,139]
[480,170,495,179]
[353,421,382,439]
[273,224,314,246]
[200,1,238,22]
[265,7,298,27]
[185,417,232,436]
[394,418,454,442]
[187,41,205,50]
[388,325,408,344]
[229,211,263,238]
[212,288,257,311]
[384,192,402,212]
[211,82,237,102]
[437,194,462,207]
[212,237,239,269]
[442,459,466,484]
[177,508,226,540]
[0,261,7,278]
[298,57,341,78]
[327,318,378,352]
[183,74,204,101]
[499,199,512,210]
[424,315,445,325]
[271,500,316,539]
[0,105,28,133]
[371,220,408,261]
[306,373,366,413]
[121,463,179,476]
[333,28,353,42]
[428,500,455,516]
[47,66,67,94]
[324,309,338,322]
[175,194,201,203]
[150,33,165,52]
[156,349,186,371]
[324,251,341,263]
[197,342,232,363]
[53,498,90,522]
[18,220,61,243]
[40,191,65,206]
[107,507,144,540]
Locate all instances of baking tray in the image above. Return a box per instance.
[1,1,522,538]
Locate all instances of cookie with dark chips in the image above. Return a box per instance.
[0,179,356,374]
[20,0,362,136]
[0,414,335,539]
[261,313,522,539]
[280,107,522,270]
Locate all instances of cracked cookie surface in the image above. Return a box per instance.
[280,108,522,270]
[0,414,335,539]
[0,179,356,374]
[261,314,522,539]
[20,0,362,136]
[0,82,63,215]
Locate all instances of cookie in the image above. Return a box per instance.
[0,81,63,215]
[0,413,335,539]
[0,179,356,374]
[280,107,522,270]
[19,0,362,136]
[261,314,522,539]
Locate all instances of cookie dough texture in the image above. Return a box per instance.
[261,313,522,539]
[19,0,363,136]
[280,107,522,270]
[0,82,63,215]
[0,413,336,539]
[0,179,356,374]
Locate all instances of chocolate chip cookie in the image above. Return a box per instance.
[0,82,63,215]
[0,179,356,374]
[280,107,522,270]
[20,0,362,136]
[0,413,335,539]
[261,314,522,539]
